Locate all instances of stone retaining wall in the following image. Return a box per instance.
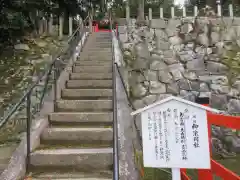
[118,17,240,154]
[120,17,240,112]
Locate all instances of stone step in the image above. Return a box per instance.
[88,37,111,41]
[87,41,111,44]
[84,44,112,50]
[32,178,111,180]
[83,46,111,49]
[80,51,111,55]
[41,127,113,146]
[56,100,112,112]
[81,48,111,52]
[85,46,111,48]
[86,39,111,41]
[87,41,111,43]
[66,80,112,89]
[30,148,113,170]
[32,177,111,180]
[83,43,111,46]
[79,56,112,61]
[90,36,111,39]
[80,53,112,58]
[72,65,112,73]
[79,51,111,55]
[90,35,111,37]
[29,171,112,179]
[89,35,111,38]
[84,44,111,47]
[61,89,112,100]
[75,61,111,66]
[49,112,112,126]
[70,73,112,80]
[79,55,112,60]
[87,36,111,39]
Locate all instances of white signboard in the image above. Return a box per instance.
[141,100,210,169]
[131,96,219,171]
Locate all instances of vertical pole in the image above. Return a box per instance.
[26,92,31,173]
[43,17,47,35]
[172,168,181,180]
[229,4,233,18]
[183,6,186,17]
[194,6,198,17]
[39,17,44,35]
[171,6,175,18]
[49,0,53,35]
[53,62,57,112]
[79,16,82,27]
[48,14,53,35]
[91,7,94,32]
[160,7,163,19]
[59,16,63,40]
[126,4,130,22]
[116,24,119,37]
[217,4,222,17]
[89,11,92,33]
[149,8,152,21]
[80,21,83,51]
[96,23,99,32]
[69,16,73,36]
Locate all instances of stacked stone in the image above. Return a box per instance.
[118,17,240,154]
[120,17,240,114]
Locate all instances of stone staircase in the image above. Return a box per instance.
[28,32,114,179]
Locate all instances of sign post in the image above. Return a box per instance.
[131,96,220,180]
[172,168,181,180]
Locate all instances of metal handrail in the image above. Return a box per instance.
[0,16,89,172]
[110,12,120,180]
[111,19,142,149]
[110,14,173,179]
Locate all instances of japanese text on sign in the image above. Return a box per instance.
[141,100,211,169]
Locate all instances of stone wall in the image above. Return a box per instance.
[118,17,240,154]
[120,17,240,112]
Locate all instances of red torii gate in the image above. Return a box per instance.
[181,110,240,180]
[138,96,240,180]
[137,103,240,179]
[92,22,118,35]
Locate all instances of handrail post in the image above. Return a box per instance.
[53,61,58,112]
[26,91,32,173]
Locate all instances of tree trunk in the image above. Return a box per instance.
[101,0,105,13]
[59,15,64,40]
[137,0,145,22]
[48,14,53,35]
[63,12,69,35]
